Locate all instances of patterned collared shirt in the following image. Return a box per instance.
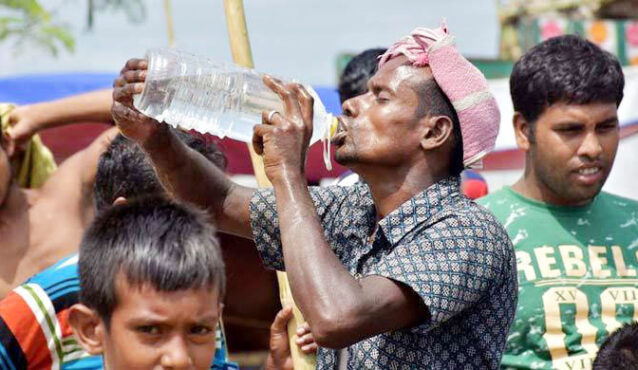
[250,177,517,369]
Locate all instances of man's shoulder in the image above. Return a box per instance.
[597,191,638,209]
[475,187,512,207]
[451,192,509,226]
[474,187,522,223]
[420,196,513,252]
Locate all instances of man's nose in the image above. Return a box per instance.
[342,96,359,118]
[160,336,193,369]
[577,131,603,160]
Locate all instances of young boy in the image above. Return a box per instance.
[0,131,235,369]
[69,196,226,369]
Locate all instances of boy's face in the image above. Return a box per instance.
[74,273,222,370]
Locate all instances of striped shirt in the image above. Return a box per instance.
[0,254,237,370]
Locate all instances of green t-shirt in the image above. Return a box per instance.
[478,187,638,370]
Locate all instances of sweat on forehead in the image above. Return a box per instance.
[372,55,433,90]
[377,54,432,74]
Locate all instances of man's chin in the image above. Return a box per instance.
[334,152,356,167]
[566,183,605,205]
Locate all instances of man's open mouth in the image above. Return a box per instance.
[331,117,348,145]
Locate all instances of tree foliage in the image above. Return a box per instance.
[0,0,146,56]
[0,0,74,56]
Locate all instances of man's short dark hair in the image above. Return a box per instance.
[510,35,624,133]
[338,48,387,103]
[79,196,225,327]
[94,129,226,212]
[593,322,638,369]
[413,79,464,176]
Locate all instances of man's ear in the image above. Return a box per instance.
[420,115,454,151]
[112,196,128,206]
[513,112,532,151]
[68,304,106,355]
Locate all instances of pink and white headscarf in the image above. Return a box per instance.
[379,22,500,169]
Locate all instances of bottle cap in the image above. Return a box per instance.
[329,117,338,138]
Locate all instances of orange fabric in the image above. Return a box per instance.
[58,309,74,338]
[0,291,53,369]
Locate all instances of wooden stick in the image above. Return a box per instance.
[163,0,175,47]
[221,1,316,369]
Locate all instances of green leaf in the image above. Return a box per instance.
[0,0,74,56]
[0,0,148,56]
[41,25,74,51]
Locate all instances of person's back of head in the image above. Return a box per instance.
[93,129,226,212]
[594,322,638,369]
[71,196,225,369]
[338,48,386,103]
[510,34,624,132]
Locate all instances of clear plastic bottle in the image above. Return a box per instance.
[133,48,337,169]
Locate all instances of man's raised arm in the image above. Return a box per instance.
[111,58,254,238]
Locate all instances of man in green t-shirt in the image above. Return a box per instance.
[478,35,638,370]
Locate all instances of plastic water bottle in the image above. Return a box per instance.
[133,48,337,169]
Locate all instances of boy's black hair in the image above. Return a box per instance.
[510,35,624,139]
[338,48,387,103]
[94,129,226,212]
[593,322,638,369]
[79,195,225,328]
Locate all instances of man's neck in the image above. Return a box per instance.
[358,165,447,220]
[511,176,594,207]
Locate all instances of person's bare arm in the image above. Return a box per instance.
[42,127,119,221]
[6,89,113,147]
[253,77,427,349]
[111,58,254,238]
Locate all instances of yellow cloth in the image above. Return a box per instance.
[1,104,57,188]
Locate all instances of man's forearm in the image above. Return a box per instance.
[142,127,254,238]
[273,173,365,338]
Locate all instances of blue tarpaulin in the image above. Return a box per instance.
[0,73,343,114]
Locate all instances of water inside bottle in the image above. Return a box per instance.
[135,71,286,142]
[133,48,334,169]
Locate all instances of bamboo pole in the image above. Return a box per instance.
[222,1,316,369]
[163,0,176,47]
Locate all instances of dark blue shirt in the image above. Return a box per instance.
[250,177,518,369]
